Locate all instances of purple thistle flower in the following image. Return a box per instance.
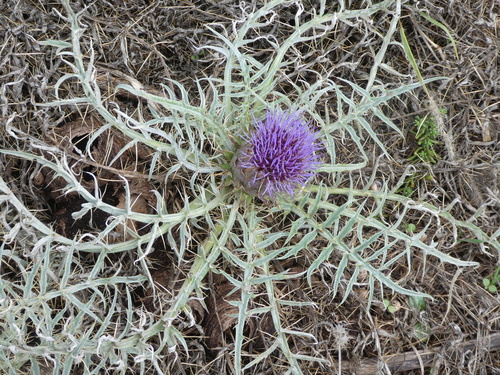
[232,109,320,199]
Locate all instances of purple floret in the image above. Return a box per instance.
[234,109,320,199]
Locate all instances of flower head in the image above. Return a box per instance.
[232,109,320,199]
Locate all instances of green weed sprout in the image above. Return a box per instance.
[399,109,445,197]
[1,1,499,374]
[483,266,500,293]
[383,299,397,314]
[408,112,443,164]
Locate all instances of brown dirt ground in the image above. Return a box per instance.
[1,0,499,374]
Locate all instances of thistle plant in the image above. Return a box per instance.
[1,1,499,375]
[232,109,320,199]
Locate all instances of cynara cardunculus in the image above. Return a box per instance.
[232,109,320,199]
